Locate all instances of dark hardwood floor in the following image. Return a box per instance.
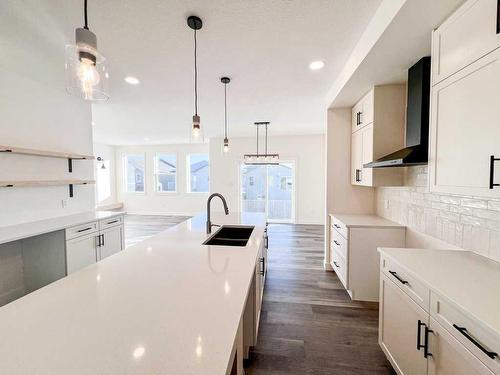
[124,214,191,248]
[246,224,395,375]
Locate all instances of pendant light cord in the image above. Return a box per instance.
[194,29,198,115]
[83,0,89,30]
[224,83,228,138]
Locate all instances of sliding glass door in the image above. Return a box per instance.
[240,162,295,223]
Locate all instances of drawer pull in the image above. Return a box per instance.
[77,227,92,233]
[333,240,340,246]
[490,155,500,189]
[333,224,341,229]
[453,324,498,359]
[107,220,119,225]
[333,261,340,268]
[388,270,409,285]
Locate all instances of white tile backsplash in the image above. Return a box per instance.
[377,166,500,262]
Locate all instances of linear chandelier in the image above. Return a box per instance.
[244,122,280,165]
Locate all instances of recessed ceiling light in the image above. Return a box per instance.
[124,76,140,85]
[309,60,325,71]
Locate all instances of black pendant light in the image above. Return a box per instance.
[187,16,203,140]
[244,122,280,165]
[221,77,231,153]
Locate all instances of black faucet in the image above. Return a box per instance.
[206,193,229,234]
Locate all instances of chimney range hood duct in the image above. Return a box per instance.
[364,56,431,168]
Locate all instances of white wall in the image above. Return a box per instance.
[0,1,94,227]
[115,143,209,216]
[93,143,117,208]
[209,135,326,224]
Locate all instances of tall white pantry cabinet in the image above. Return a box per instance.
[429,0,500,198]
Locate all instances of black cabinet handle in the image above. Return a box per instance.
[333,240,340,246]
[101,234,105,247]
[264,235,269,249]
[388,270,409,285]
[259,257,265,275]
[107,220,119,225]
[490,155,500,189]
[453,324,498,359]
[77,227,92,233]
[355,169,361,182]
[333,261,339,268]
[497,0,500,34]
[356,112,359,125]
[359,111,363,124]
[417,320,425,351]
[417,320,433,357]
[96,235,101,247]
[424,325,433,358]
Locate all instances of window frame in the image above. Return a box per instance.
[122,153,147,195]
[154,152,178,194]
[186,153,210,194]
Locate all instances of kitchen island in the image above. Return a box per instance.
[0,212,266,375]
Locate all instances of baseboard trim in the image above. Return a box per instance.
[323,260,333,271]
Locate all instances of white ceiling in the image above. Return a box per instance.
[81,0,382,145]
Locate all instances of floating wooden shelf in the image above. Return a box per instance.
[0,180,95,197]
[0,145,95,160]
[0,180,95,188]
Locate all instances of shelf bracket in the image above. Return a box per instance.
[69,184,74,198]
[68,158,73,173]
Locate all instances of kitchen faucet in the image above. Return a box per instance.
[206,193,229,234]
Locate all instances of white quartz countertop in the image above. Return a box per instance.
[0,212,266,375]
[379,247,500,336]
[330,213,404,228]
[0,210,125,244]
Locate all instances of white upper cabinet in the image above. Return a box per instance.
[351,85,406,187]
[430,23,500,198]
[432,0,500,85]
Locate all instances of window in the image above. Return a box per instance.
[280,176,293,191]
[155,154,177,192]
[187,154,209,193]
[123,154,145,193]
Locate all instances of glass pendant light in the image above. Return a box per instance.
[66,0,109,101]
[188,16,204,142]
[221,77,231,153]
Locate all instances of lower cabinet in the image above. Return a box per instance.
[65,216,125,275]
[428,318,494,375]
[66,233,99,274]
[379,273,428,375]
[99,225,125,260]
[379,254,498,375]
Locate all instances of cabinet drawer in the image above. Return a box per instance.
[65,221,99,240]
[430,292,500,373]
[381,255,430,312]
[99,215,124,231]
[331,248,347,288]
[330,216,348,239]
[330,228,348,259]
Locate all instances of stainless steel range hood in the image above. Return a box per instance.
[364,56,431,168]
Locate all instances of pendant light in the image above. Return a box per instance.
[221,77,231,153]
[188,16,203,142]
[244,122,280,165]
[65,0,109,101]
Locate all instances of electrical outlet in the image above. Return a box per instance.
[384,200,390,209]
[61,199,67,208]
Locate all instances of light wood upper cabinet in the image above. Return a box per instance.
[429,46,500,198]
[351,85,405,187]
[432,0,500,85]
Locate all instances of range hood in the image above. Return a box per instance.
[364,56,431,168]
